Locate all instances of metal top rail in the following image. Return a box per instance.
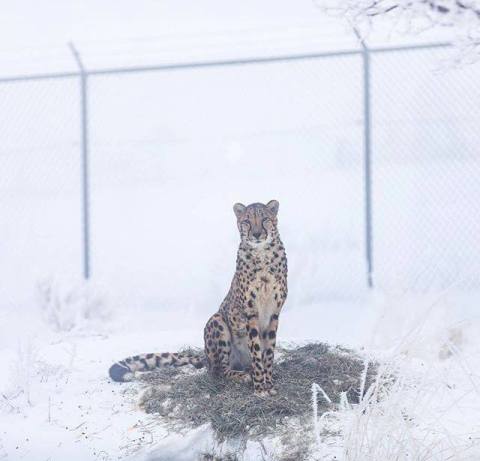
[0,41,451,84]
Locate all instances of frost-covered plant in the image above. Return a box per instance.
[12,340,37,408]
[0,339,39,414]
[37,276,111,333]
[311,295,480,460]
[0,338,74,415]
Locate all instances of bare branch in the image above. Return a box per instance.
[318,0,480,60]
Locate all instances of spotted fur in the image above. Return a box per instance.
[108,200,288,397]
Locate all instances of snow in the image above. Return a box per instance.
[0,296,201,461]
[1,285,478,460]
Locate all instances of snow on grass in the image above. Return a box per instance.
[312,293,480,461]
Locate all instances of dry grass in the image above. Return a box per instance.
[139,343,376,441]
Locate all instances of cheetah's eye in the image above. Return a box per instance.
[241,220,251,227]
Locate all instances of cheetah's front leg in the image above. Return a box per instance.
[247,317,268,396]
[262,313,279,395]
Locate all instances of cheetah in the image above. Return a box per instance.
[108,200,288,396]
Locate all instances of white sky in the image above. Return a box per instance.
[0,1,449,74]
[1,0,332,43]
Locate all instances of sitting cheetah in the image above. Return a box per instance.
[109,200,288,396]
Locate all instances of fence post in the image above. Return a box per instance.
[69,42,91,280]
[359,38,373,289]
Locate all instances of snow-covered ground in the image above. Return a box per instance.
[0,280,365,461]
[0,282,479,460]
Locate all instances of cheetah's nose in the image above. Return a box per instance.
[252,231,262,239]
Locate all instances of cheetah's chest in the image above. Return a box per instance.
[251,271,277,332]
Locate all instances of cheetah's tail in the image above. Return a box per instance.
[108,350,206,382]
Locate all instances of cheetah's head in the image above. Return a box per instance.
[233,200,279,246]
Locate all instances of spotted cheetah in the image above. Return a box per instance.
[109,200,288,396]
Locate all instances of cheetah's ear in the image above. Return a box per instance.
[266,200,279,216]
[233,203,246,218]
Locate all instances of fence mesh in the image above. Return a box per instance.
[0,77,81,308]
[88,56,364,314]
[372,47,480,292]
[1,45,479,316]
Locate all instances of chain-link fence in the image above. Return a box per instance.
[1,42,479,315]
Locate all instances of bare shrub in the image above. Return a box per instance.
[37,276,110,333]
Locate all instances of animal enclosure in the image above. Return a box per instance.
[1,42,480,316]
